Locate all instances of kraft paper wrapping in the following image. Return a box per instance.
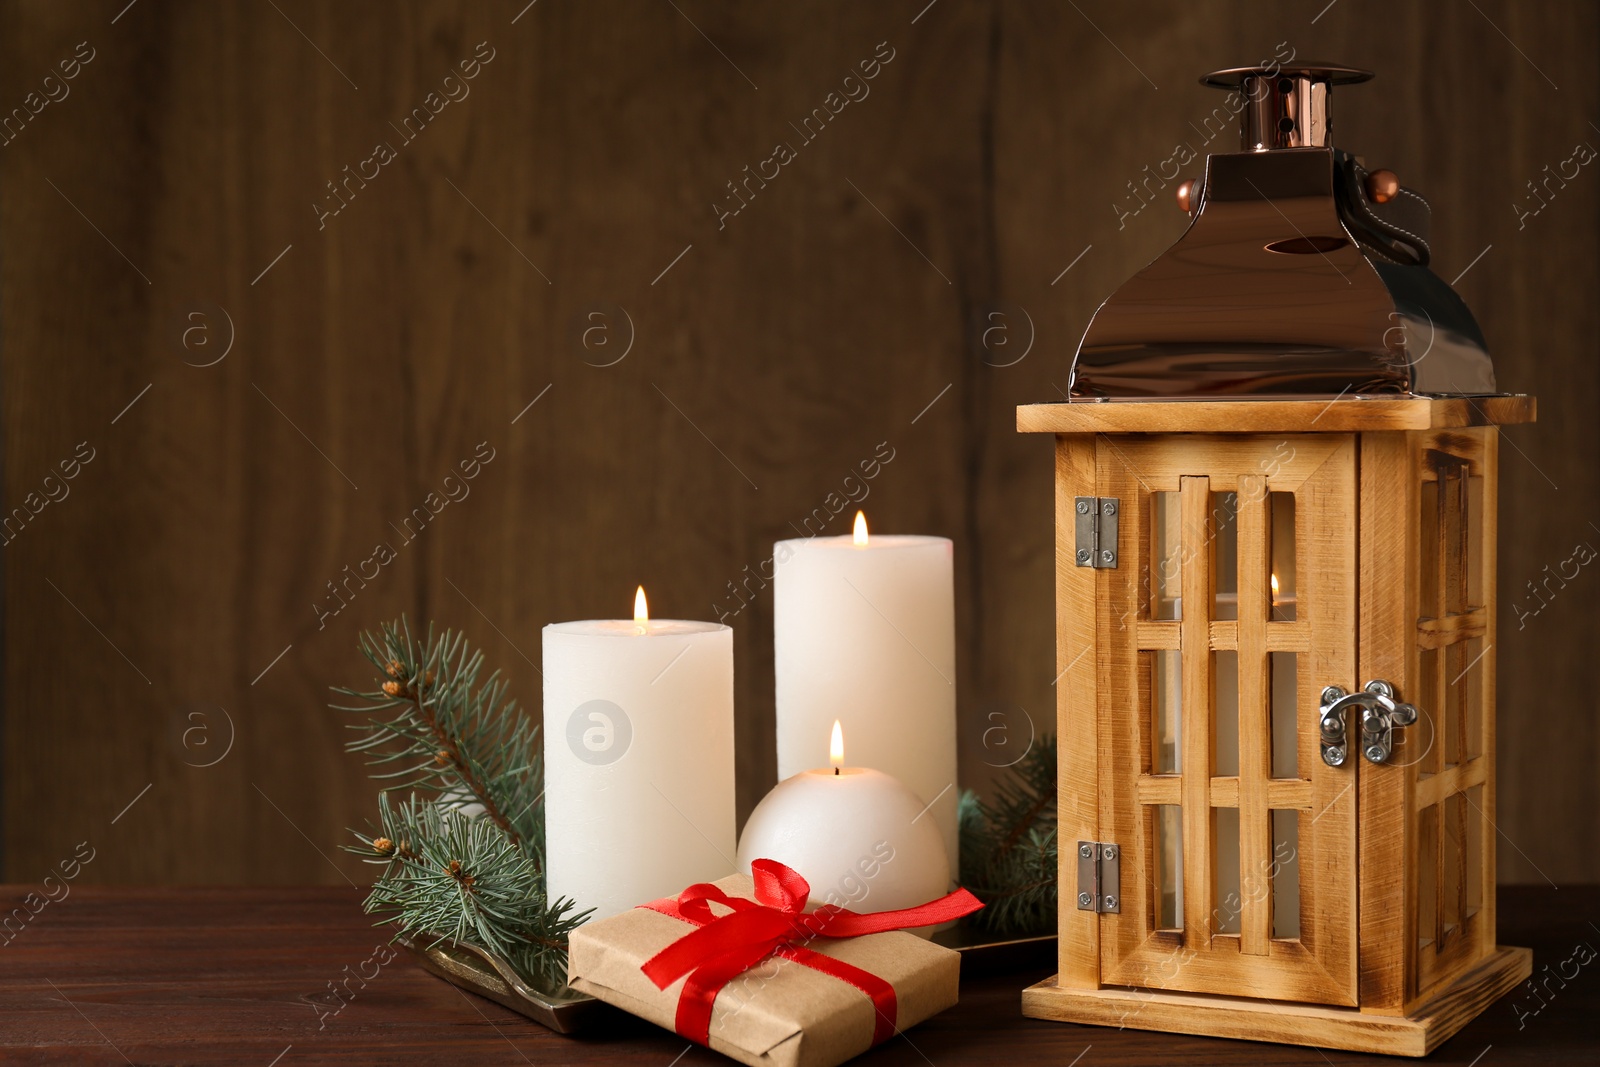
[568,874,962,1067]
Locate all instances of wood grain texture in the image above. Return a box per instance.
[1053,434,1099,988]
[1017,397,1536,435]
[1086,434,1347,494]
[1178,475,1214,955]
[1410,427,1500,1006]
[1299,436,1359,1005]
[1096,435,1147,987]
[1096,437,1355,1006]
[1023,946,1531,1058]
[1,0,1595,890]
[0,884,1584,1065]
[1235,473,1270,957]
[1476,429,1500,970]
[1358,431,1414,1013]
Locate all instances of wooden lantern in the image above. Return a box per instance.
[1017,66,1536,1056]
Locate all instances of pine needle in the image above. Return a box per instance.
[958,735,1058,938]
[333,617,588,994]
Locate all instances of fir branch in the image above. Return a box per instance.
[332,618,544,856]
[333,618,582,994]
[958,735,1059,938]
[349,794,585,994]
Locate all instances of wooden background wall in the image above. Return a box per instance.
[3,0,1595,887]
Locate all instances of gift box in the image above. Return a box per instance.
[568,859,981,1067]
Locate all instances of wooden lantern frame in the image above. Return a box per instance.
[1018,396,1535,1057]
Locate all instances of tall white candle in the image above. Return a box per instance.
[543,588,736,921]
[773,513,958,871]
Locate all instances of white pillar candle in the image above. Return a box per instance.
[543,588,736,921]
[738,722,950,916]
[774,513,958,872]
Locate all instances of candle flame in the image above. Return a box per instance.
[634,585,649,625]
[830,720,845,769]
[853,510,869,546]
[1270,573,1280,597]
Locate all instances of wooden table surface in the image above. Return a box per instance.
[1,885,1592,1065]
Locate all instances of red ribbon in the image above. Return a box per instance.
[638,858,983,1047]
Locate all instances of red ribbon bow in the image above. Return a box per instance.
[638,858,983,1047]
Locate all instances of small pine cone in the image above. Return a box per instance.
[382,680,403,697]
[424,669,436,686]
[434,749,451,766]
[397,840,417,861]
[446,859,475,888]
[371,837,394,855]
[385,659,404,679]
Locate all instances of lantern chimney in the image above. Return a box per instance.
[1068,65,1495,400]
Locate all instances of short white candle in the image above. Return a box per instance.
[543,587,736,921]
[773,513,958,870]
[737,722,950,916]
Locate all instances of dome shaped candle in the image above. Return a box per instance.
[737,722,951,917]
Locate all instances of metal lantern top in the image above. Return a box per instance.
[1067,65,1498,400]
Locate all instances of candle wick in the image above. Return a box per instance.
[834,767,839,776]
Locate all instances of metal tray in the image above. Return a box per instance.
[932,923,1058,977]
[400,920,1057,1035]
[396,932,612,1034]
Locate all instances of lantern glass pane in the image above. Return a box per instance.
[1417,646,1442,778]
[1443,463,1469,616]
[1420,479,1441,617]
[1213,806,1241,935]
[1155,804,1183,930]
[1463,637,1484,761]
[1212,492,1239,620]
[1271,809,1301,940]
[1151,491,1182,620]
[1442,793,1465,937]
[1418,804,1439,949]
[1152,650,1182,774]
[1213,651,1239,777]
[1467,475,1484,608]
[1465,785,1484,919]
[1270,652,1298,778]
[1269,492,1297,621]
[1444,642,1468,769]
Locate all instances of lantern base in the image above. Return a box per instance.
[1021,944,1530,1057]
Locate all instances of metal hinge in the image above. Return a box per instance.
[1076,840,1121,913]
[1074,497,1119,568]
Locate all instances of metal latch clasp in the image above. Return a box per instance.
[1076,841,1121,913]
[1319,679,1420,766]
[1074,497,1119,568]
